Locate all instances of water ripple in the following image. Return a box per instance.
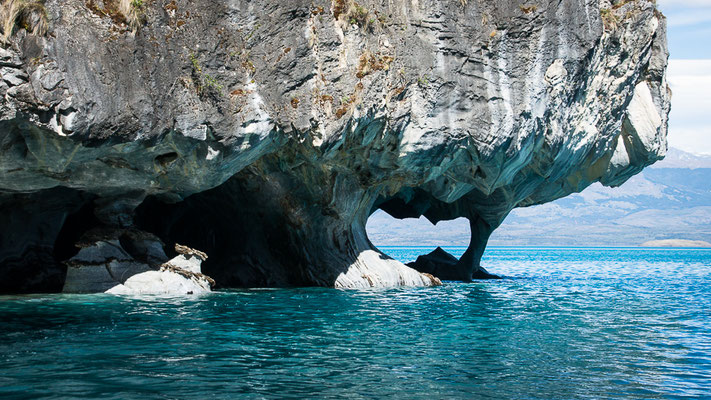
[0,247,710,399]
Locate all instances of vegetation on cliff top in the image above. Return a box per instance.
[85,0,146,33]
[0,0,47,44]
[0,0,149,44]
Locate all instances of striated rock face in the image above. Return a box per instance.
[63,237,214,294]
[0,0,669,292]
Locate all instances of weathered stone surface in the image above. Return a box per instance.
[0,0,670,291]
[62,235,213,294]
[106,268,211,295]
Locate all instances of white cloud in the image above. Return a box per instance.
[668,59,711,75]
[665,13,711,27]
[666,59,711,155]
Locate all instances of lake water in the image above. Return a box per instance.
[1,247,710,399]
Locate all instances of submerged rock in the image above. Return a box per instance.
[0,0,670,291]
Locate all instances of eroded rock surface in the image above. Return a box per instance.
[0,0,670,291]
[63,236,214,294]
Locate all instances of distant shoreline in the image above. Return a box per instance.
[377,245,711,249]
[640,239,711,248]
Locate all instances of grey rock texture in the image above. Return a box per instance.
[63,236,215,294]
[0,0,669,291]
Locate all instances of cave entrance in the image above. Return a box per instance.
[366,209,469,258]
[366,208,500,281]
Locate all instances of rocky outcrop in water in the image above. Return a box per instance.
[0,0,670,292]
[406,247,500,280]
[63,238,214,294]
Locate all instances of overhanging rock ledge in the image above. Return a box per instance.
[0,0,669,292]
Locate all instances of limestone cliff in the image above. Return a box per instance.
[0,0,670,292]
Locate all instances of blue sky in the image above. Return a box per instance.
[660,0,711,58]
[657,0,711,154]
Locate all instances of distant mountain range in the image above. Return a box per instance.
[367,148,711,247]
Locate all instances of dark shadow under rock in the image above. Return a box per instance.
[407,247,500,281]
[135,154,440,289]
[0,187,96,293]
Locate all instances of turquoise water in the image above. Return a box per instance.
[1,247,710,399]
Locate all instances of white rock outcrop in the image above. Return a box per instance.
[63,238,214,295]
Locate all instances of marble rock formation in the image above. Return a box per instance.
[63,236,214,294]
[0,0,670,292]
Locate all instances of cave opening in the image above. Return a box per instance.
[133,188,303,289]
[133,168,372,289]
[367,191,502,281]
[53,201,101,263]
[366,208,470,265]
[0,187,97,294]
